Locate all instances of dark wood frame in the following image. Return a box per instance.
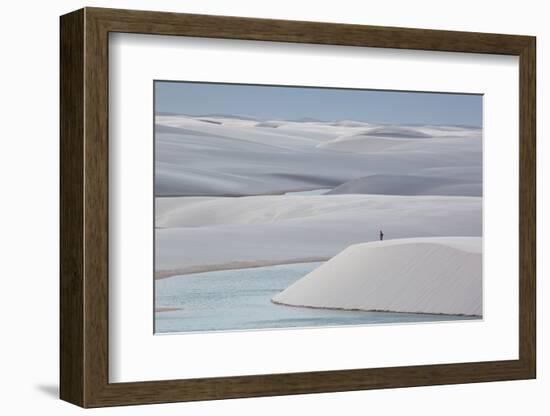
[60,7,536,408]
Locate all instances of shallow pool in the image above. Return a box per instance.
[155,262,478,334]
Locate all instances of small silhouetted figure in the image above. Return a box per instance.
[379,230,384,241]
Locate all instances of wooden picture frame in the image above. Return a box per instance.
[60,7,536,408]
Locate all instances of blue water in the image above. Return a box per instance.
[155,262,477,334]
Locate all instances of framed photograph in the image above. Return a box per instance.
[60,7,536,408]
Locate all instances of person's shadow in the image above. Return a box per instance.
[35,384,58,399]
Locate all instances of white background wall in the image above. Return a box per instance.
[0,0,546,414]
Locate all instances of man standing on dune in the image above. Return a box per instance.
[379,230,384,241]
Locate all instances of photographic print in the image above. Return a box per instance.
[154,81,483,334]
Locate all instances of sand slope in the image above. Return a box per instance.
[326,174,482,196]
[155,115,482,196]
[272,237,482,316]
[155,195,481,277]
[156,194,481,228]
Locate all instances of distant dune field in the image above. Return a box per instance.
[155,115,482,197]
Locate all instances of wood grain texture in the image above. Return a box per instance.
[59,7,537,408]
[59,8,84,406]
[88,7,532,54]
[83,10,110,406]
[518,38,536,375]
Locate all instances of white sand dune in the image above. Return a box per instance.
[155,115,482,196]
[418,166,482,181]
[317,132,481,154]
[155,195,481,276]
[156,194,481,228]
[326,174,482,196]
[272,237,482,316]
[154,115,483,279]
